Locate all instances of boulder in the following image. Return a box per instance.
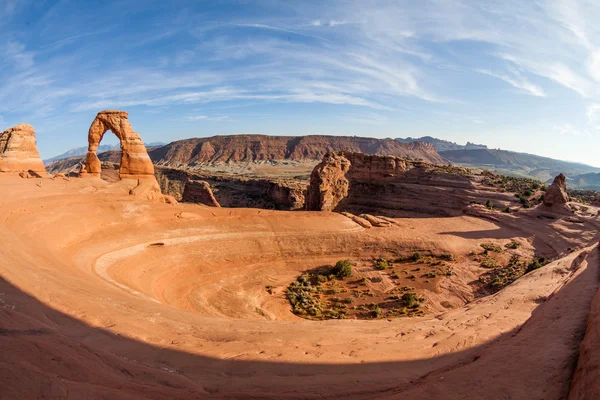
[0,124,47,175]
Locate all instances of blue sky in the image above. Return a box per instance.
[1,0,600,166]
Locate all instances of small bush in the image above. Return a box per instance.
[485,200,494,210]
[412,252,422,262]
[371,304,382,318]
[265,285,274,295]
[480,243,503,253]
[374,259,389,270]
[333,260,353,278]
[401,293,418,308]
[502,207,510,213]
[439,253,454,261]
[505,240,521,249]
[480,257,497,269]
[526,259,542,273]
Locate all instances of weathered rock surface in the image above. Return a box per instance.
[149,134,446,166]
[568,247,600,400]
[306,151,518,216]
[81,111,155,179]
[0,124,46,174]
[305,152,351,211]
[543,173,569,209]
[182,180,221,207]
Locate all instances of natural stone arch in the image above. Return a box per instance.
[81,110,155,179]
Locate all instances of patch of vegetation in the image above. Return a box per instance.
[485,199,494,210]
[505,240,521,249]
[401,293,419,308]
[265,285,275,295]
[333,260,353,278]
[482,172,547,206]
[479,255,549,292]
[439,253,455,261]
[480,243,503,253]
[411,252,422,262]
[479,257,497,269]
[568,189,599,205]
[373,258,389,270]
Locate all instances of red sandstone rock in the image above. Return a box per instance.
[543,173,569,209]
[305,152,351,211]
[0,124,46,174]
[81,111,155,179]
[182,180,221,207]
[149,135,446,166]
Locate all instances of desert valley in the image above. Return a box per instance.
[1,109,599,399]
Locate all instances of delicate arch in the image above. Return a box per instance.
[82,110,155,179]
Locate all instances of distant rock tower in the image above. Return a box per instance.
[543,173,569,209]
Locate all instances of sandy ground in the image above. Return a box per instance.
[0,173,599,399]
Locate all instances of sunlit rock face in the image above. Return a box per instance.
[82,110,155,179]
[0,124,46,175]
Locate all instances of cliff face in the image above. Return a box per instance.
[155,167,307,210]
[305,151,514,216]
[182,180,221,207]
[149,135,446,167]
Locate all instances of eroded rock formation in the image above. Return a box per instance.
[543,173,569,209]
[305,152,351,212]
[182,180,221,207]
[305,151,520,217]
[0,124,46,174]
[81,111,155,179]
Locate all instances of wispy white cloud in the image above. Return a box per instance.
[475,68,545,97]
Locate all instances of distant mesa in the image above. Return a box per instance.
[396,136,488,152]
[0,123,47,176]
[149,134,447,166]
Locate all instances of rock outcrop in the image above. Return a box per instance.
[305,152,351,212]
[305,151,520,217]
[81,111,155,179]
[567,247,600,400]
[182,180,221,207]
[0,124,46,175]
[543,173,569,209]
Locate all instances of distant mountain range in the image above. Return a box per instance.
[44,142,166,164]
[396,136,487,152]
[561,172,600,191]
[396,136,600,183]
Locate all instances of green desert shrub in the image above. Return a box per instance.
[333,260,353,278]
